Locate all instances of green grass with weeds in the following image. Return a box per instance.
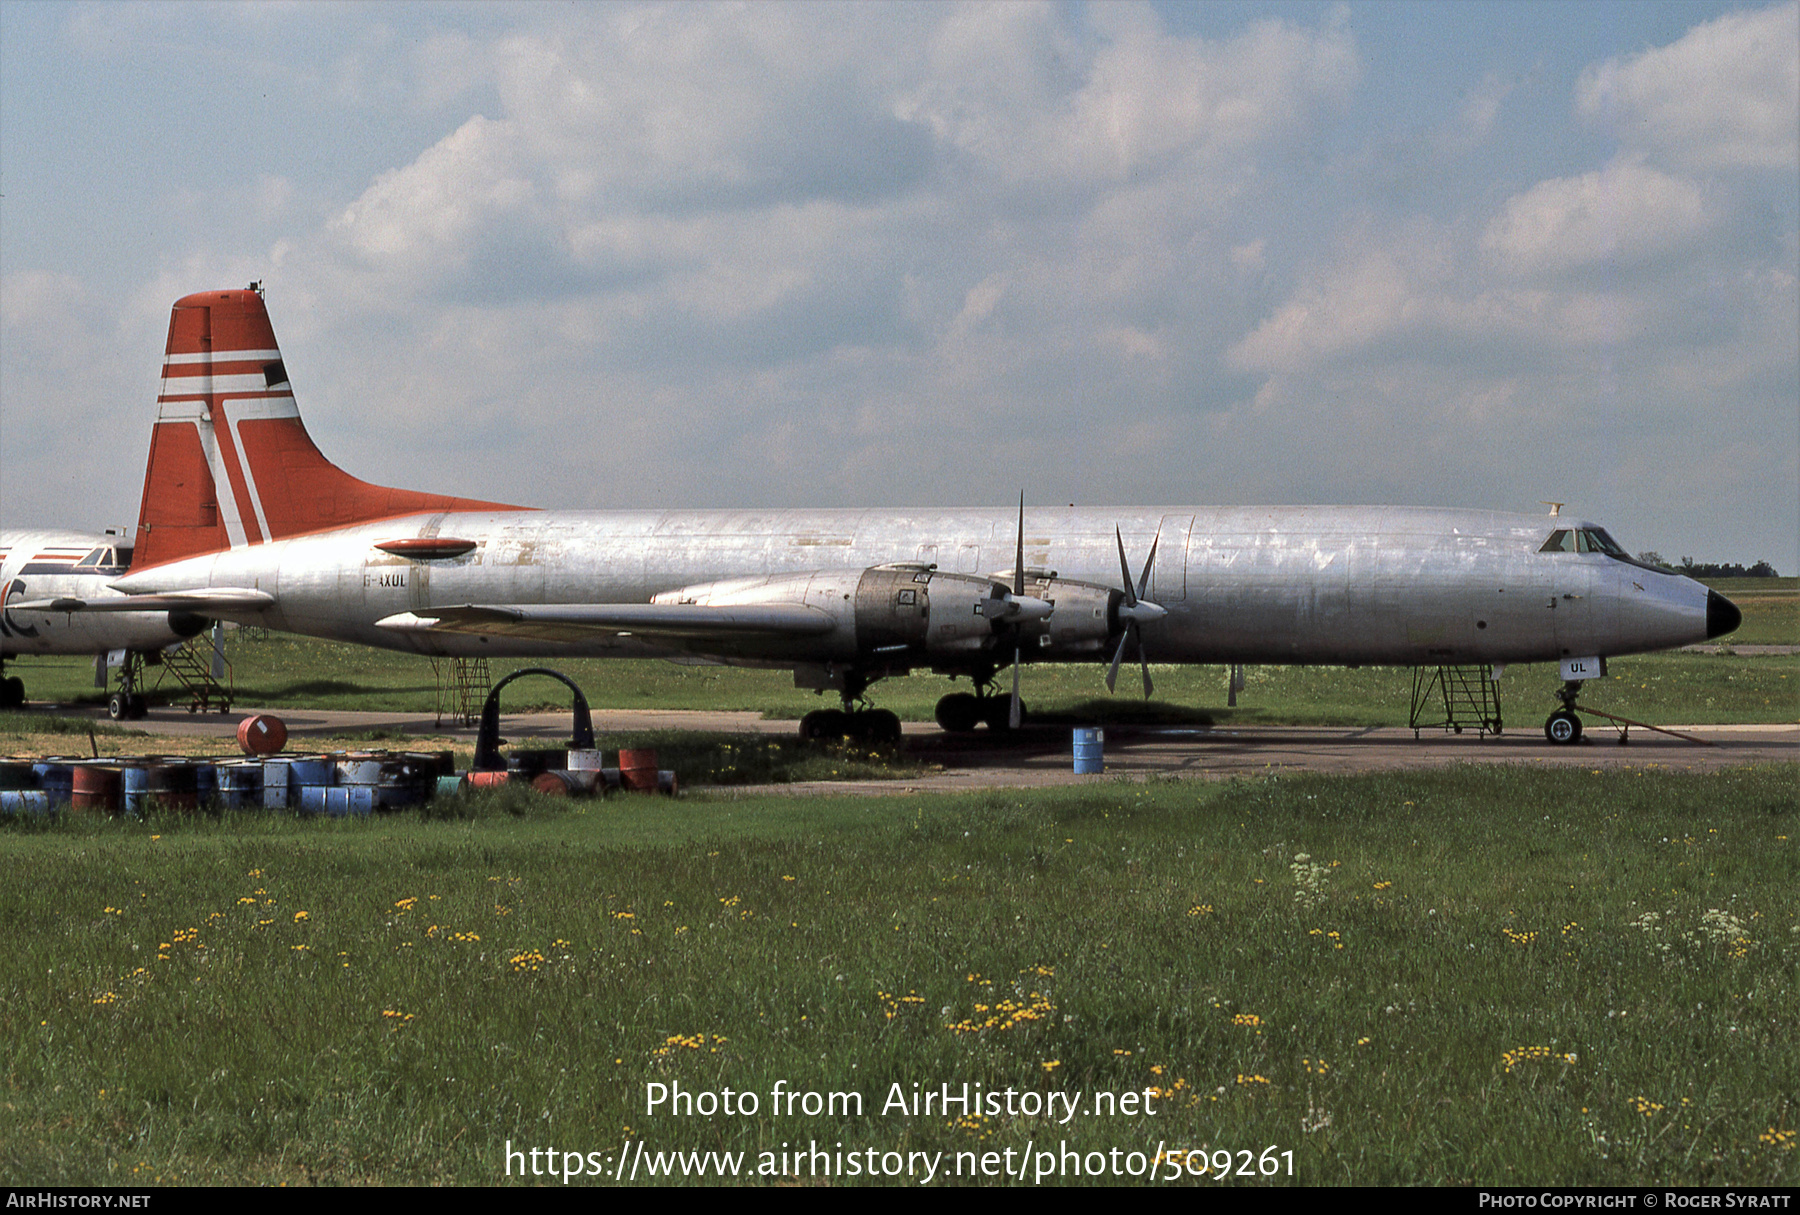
[1705,577,1797,646]
[3,765,1794,1186]
[6,639,1795,726]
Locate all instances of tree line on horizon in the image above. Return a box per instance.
[1635,553,1781,578]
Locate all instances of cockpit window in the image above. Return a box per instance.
[1539,527,1664,572]
[1585,528,1630,558]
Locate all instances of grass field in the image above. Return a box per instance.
[1706,577,1798,648]
[5,636,1795,729]
[2,766,1794,1186]
[2,578,1792,1187]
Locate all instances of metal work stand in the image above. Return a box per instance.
[1409,665,1504,738]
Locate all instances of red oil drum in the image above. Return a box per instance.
[618,748,659,792]
[70,764,122,815]
[237,715,288,756]
[531,771,577,797]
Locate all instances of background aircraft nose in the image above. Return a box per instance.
[1705,589,1741,639]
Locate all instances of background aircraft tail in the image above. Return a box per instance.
[133,288,526,570]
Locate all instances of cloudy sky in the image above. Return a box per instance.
[3,1,1795,569]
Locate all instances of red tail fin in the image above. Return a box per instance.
[133,289,528,570]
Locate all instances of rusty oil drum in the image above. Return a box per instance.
[70,764,123,814]
[618,748,659,792]
[237,714,288,756]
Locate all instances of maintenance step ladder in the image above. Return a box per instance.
[153,633,234,714]
[433,656,492,728]
[1409,665,1503,738]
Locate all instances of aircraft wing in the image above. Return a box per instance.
[374,603,837,645]
[12,589,276,614]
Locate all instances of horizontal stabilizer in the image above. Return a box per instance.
[14,589,276,614]
[375,602,836,644]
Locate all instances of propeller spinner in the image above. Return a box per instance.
[1105,525,1167,698]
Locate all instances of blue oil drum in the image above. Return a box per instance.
[288,757,335,787]
[375,756,433,809]
[298,785,373,817]
[32,761,75,806]
[1073,727,1105,774]
[262,759,295,810]
[217,761,264,810]
[195,763,218,807]
[123,762,199,815]
[289,754,336,815]
[335,754,386,786]
[0,789,52,815]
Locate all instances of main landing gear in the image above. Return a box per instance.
[933,674,1025,735]
[796,668,903,744]
[0,662,24,709]
[1543,680,1584,745]
[107,652,151,721]
[798,706,903,744]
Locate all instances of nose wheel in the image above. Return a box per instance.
[1543,679,1585,745]
[1543,709,1583,745]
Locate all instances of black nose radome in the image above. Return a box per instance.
[1705,590,1741,640]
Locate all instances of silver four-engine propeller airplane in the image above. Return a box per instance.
[10,287,1740,743]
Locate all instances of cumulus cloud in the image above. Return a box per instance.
[296,1,1362,413]
[1480,157,1715,275]
[900,2,1358,189]
[1577,1,1799,172]
[5,2,1792,568]
[1227,246,1423,372]
[331,116,536,271]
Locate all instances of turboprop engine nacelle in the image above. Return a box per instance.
[653,564,1120,663]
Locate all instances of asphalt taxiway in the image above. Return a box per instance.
[49,704,1798,794]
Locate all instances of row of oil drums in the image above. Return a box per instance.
[461,748,678,798]
[0,747,677,816]
[0,752,454,817]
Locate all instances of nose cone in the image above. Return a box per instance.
[1705,590,1741,639]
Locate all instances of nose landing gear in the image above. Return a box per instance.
[1543,680,1585,745]
[1544,708,1583,744]
[1541,678,1712,748]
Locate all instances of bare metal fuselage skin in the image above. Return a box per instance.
[113,505,1719,674]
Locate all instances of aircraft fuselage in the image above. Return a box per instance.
[112,504,1725,674]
